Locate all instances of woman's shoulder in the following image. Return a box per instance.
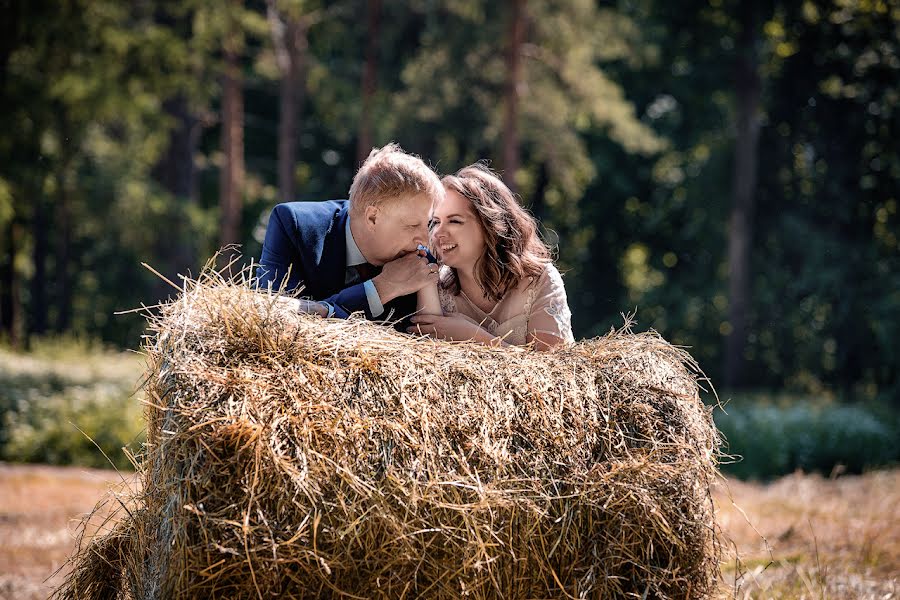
[542,261,564,279]
[518,262,567,313]
[527,261,567,290]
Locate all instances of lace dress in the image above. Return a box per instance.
[437,263,574,346]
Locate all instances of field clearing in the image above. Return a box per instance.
[0,463,896,599]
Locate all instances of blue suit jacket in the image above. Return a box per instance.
[256,200,417,326]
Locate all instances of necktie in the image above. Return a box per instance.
[354,263,381,282]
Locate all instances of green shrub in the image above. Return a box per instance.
[715,400,899,480]
[0,340,145,470]
[3,384,144,469]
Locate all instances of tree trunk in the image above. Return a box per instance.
[51,110,75,334]
[29,195,48,336]
[153,93,200,277]
[219,23,244,250]
[152,5,200,289]
[0,0,19,91]
[268,0,309,203]
[502,0,526,193]
[155,95,198,209]
[356,0,382,165]
[55,173,73,332]
[724,5,762,389]
[0,219,19,346]
[531,161,550,223]
[277,20,302,203]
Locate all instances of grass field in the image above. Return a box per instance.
[0,463,896,599]
[0,464,135,600]
[716,470,899,598]
[0,342,145,470]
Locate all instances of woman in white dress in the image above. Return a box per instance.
[408,164,573,350]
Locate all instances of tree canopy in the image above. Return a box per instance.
[1,0,897,404]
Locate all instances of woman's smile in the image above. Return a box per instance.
[429,189,486,270]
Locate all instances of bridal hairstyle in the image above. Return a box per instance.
[349,143,443,213]
[440,164,550,301]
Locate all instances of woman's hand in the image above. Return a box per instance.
[408,314,501,345]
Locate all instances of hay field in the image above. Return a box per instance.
[1,463,896,599]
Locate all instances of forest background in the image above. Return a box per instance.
[0,0,898,479]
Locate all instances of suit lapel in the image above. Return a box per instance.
[317,203,350,295]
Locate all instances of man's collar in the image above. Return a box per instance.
[344,217,366,267]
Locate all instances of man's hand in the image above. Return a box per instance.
[276,296,330,317]
[372,251,438,304]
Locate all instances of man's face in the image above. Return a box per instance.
[365,194,432,266]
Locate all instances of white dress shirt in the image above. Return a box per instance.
[344,218,385,317]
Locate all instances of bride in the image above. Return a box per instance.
[409,164,573,350]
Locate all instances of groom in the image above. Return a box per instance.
[256,144,443,325]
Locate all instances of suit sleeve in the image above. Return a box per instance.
[256,205,306,293]
[323,284,370,319]
[256,205,375,320]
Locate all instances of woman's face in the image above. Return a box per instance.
[429,189,486,271]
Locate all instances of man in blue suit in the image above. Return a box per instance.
[256,144,443,326]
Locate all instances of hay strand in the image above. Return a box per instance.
[55,264,723,599]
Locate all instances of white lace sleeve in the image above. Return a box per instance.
[438,266,457,315]
[528,264,574,344]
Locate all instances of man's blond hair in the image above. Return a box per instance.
[349,143,442,212]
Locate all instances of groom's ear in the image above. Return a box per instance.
[364,204,379,230]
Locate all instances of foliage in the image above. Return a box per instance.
[0,340,145,470]
[593,0,900,400]
[3,384,144,471]
[715,395,899,480]
[395,2,664,199]
[0,0,897,409]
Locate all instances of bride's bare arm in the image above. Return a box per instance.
[417,281,443,315]
[415,243,443,315]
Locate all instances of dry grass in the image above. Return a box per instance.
[53,269,722,599]
[2,465,897,599]
[717,470,900,599]
[0,463,136,600]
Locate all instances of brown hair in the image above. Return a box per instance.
[349,143,443,212]
[440,164,550,301]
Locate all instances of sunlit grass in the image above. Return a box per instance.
[716,469,900,598]
[0,336,142,385]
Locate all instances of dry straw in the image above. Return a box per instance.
[55,264,723,599]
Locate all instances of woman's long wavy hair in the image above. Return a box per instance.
[439,164,550,301]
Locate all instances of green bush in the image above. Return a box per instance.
[4,341,897,478]
[0,340,145,470]
[715,399,899,480]
[3,384,144,470]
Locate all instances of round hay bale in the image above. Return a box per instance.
[56,272,722,600]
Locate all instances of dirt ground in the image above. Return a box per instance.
[1,463,897,600]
